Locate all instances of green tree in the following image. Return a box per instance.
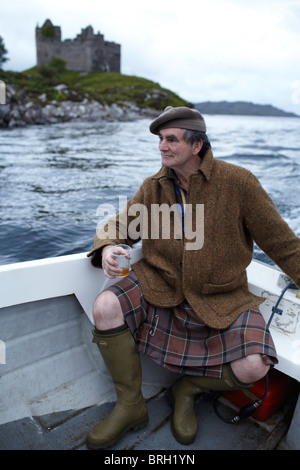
[0,36,8,69]
[38,56,67,80]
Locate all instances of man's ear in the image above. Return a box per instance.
[192,140,203,155]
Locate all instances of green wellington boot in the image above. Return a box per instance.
[167,364,252,445]
[86,326,148,450]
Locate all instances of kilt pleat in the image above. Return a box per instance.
[105,271,278,378]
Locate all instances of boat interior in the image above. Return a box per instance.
[0,248,299,450]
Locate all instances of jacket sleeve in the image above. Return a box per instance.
[243,172,300,287]
[87,184,146,267]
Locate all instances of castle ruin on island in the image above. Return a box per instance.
[35,19,121,73]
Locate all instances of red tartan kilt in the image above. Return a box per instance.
[105,271,278,378]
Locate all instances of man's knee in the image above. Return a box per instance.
[93,290,124,329]
[231,354,270,384]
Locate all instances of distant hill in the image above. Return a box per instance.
[194,101,299,118]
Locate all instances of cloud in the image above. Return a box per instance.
[1,0,300,113]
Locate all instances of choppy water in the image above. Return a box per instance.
[0,115,299,266]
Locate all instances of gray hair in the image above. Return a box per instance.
[183,129,211,157]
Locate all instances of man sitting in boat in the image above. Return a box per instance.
[86,106,300,449]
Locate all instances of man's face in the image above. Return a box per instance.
[158,128,201,172]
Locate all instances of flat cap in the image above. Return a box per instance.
[149,106,206,135]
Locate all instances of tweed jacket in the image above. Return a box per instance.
[88,149,300,329]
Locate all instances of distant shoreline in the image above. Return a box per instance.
[0,68,190,128]
[194,101,299,118]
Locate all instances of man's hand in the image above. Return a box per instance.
[102,245,122,279]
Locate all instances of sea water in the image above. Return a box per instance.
[0,115,299,266]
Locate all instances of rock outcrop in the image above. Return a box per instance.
[0,83,157,128]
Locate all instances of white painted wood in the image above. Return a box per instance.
[0,248,143,324]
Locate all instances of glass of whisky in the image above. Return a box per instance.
[111,244,131,277]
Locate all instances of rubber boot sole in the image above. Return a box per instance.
[86,414,149,450]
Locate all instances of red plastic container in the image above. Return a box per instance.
[222,368,298,421]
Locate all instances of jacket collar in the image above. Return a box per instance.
[151,148,214,182]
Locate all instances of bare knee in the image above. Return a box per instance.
[93,290,124,330]
[231,354,270,384]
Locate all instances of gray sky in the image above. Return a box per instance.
[1,0,300,114]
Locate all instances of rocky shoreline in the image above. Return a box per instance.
[0,83,158,128]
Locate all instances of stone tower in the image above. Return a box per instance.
[35,19,121,73]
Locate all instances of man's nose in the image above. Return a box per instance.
[159,139,168,151]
